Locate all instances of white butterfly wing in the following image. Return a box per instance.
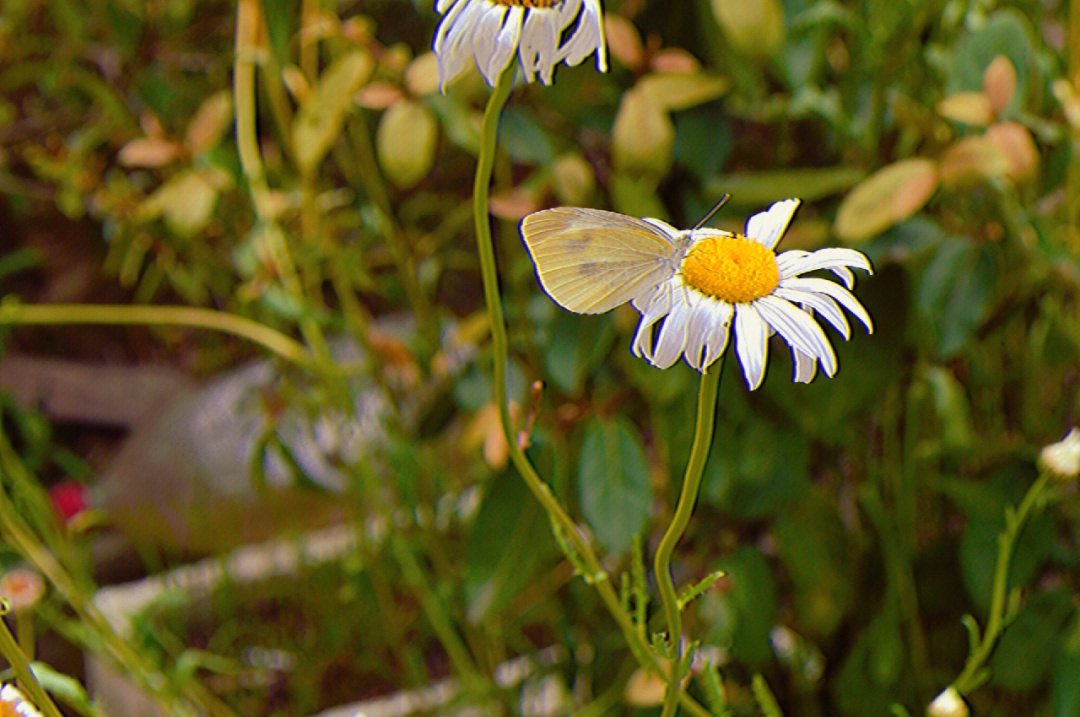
[521,208,681,314]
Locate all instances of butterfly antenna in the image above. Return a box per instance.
[693,193,731,230]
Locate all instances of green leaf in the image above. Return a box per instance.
[706,167,865,208]
[704,547,777,667]
[610,172,667,221]
[542,312,615,394]
[499,107,555,165]
[947,8,1033,119]
[921,365,976,452]
[465,465,558,623]
[673,106,732,181]
[914,237,996,360]
[1050,613,1080,717]
[30,661,100,716]
[576,416,651,554]
[959,466,1055,610]
[833,605,910,714]
[991,588,1073,691]
[701,421,810,519]
[773,490,853,636]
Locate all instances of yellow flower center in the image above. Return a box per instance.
[680,234,780,303]
[492,0,560,6]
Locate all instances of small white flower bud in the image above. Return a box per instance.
[927,687,968,717]
[1039,427,1080,480]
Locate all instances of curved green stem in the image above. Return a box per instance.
[654,361,722,717]
[951,470,1052,696]
[0,610,64,717]
[0,302,316,368]
[470,65,709,717]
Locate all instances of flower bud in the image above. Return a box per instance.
[0,567,44,612]
[927,687,969,717]
[1039,427,1080,480]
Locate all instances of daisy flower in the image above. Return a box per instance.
[521,199,873,389]
[0,684,43,717]
[433,0,607,89]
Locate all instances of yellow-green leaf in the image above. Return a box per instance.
[185,90,233,156]
[638,72,728,112]
[612,86,674,178]
[834,159,939,242]
[939,135,1010,188]
[710,0,784,57]
[137,169,221,237]
[293,50,374,173]
[376,99,439,189]
[937,91,993,126]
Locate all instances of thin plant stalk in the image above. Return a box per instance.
[0,610,63,717]
[0,302,314,369]
[0,433,235,717]
[470,64,710,717]
[654,361,722,717]
[951,470,1053,696]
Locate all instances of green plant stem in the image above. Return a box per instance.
[0,302,315,368]
[1068,0,1080,228]
[471,65,709,717]
[951,470,1053,696]
[346,111,436,342]
[389,538,483,688]
[0,432,235,717]
[0,614,63,717]
[234,0,333,373]
[654,361,722,717]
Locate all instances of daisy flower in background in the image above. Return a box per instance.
[433,0,607,89]
[521,199,873,389]
[0,684,43,717]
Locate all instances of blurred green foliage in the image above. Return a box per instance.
[2,0,1080,715]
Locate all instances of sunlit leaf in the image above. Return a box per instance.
[834,159,938,242]
[376,99,438,189]
[612,86,674,177]
[710,0,784,57]
[293,50,374,173]
[638,72,728,113]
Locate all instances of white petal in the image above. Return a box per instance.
[482,7,521,83]
[773,286,850,339]
[632,282,674,360]
[792,348,818,383]
[778,277,873,333]
[434,0,473,86]
[702,300,733,367]
[436,0,459,13]
[519,7,560,83]
[558,0,607,70]
[755,295,837,376]
[777,247,872,279]
[684,302,714,370]
[745,199,801,250]
[473,6,509,85]
[734,303,769,389]
[652,301,692,369]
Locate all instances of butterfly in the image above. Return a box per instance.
[520,196,731,314]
